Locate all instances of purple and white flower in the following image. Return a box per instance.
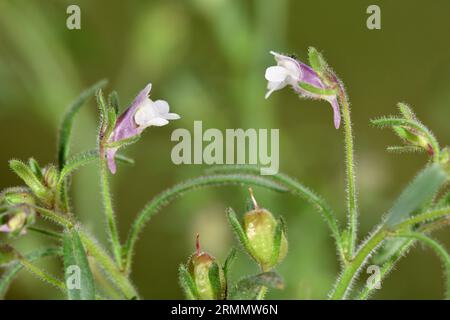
[106,83,180,173]
[265,51,341,129]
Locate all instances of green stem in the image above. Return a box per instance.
[30,206,137,299]
[20,258,65,291]
[34,206,74,228]
[79,231,138,299]
[394,207,450,230]
[99,146,122,269]
[28,226,63,239]
[256,286,268,300]
[356,239,414,299]
[330,228,386,300]
[341,93,358,258]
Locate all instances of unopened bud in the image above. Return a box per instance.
[43,165,59,189]
[393,126,431,153]
[0,206,35,236]
[3,192,35,206]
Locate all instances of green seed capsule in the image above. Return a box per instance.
[244,208,288,271]
[187,235,226,300]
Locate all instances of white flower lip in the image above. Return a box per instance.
[134,97,180,128]
[264,51,302,99]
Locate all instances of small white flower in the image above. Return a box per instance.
[106,82,180,173]
[264,51,301,99]
[134,96,180,129]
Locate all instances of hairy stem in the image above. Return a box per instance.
[19,258,65,291]
[341,93,358,258]
[30,206,137,299]
[330,228,386,299]
[99,145,122,269]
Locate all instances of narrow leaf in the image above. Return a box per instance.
[0,247,62,298]
[223,247,237,278]
[270,218,284,267]
[179,264,198,300]
[63,229,95,300]
[208,261,223,299]
[58,79,107,169]
[9,160,51,202]
[59,150,134,184]
[108,91,120,115]
[385,164,447,227]
[28,158,43,180]
[226,208,252,254]
[397,102,416,120]
[298,82,336,96]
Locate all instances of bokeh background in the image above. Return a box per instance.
[1,0,450,299]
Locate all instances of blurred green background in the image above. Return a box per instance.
[1,0,450,299]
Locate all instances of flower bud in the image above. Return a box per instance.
[3,191,35,206]
[393,126,432,154]
[43,165,59,190]
[243,189,288,271]
[187,235,226,300]
[0,206,35,236]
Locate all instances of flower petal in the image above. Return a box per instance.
[153,100,170,114]
[265,81,286,99]
[0,224,11,233]
[265,66,288,82]
[147,117,169,126]
[134,101,158,126]
[326,96,341,129]
[107,148,118,174]
[163,112,181,120]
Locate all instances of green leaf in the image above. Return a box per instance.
[385,164,447,227]
[229,272,284,300]
[397,102,416,120]
[63,229,95,300]
[105,135,141,149]
[58,150,134,184]
[226,207,252,255]
[96,88,109,132]
[223,247,237,278]
[208,261,223,299]
[178,264,199,300]
[386,146,423,154]
[9,159,51,202]
[58,79,107,169]
[0,247,62,298]
[28,158,43,181]
[372,238,409,265]
[298,82,336,96]
[108,91,120,115]
[308,46,328,74]
[270,217,284,267]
